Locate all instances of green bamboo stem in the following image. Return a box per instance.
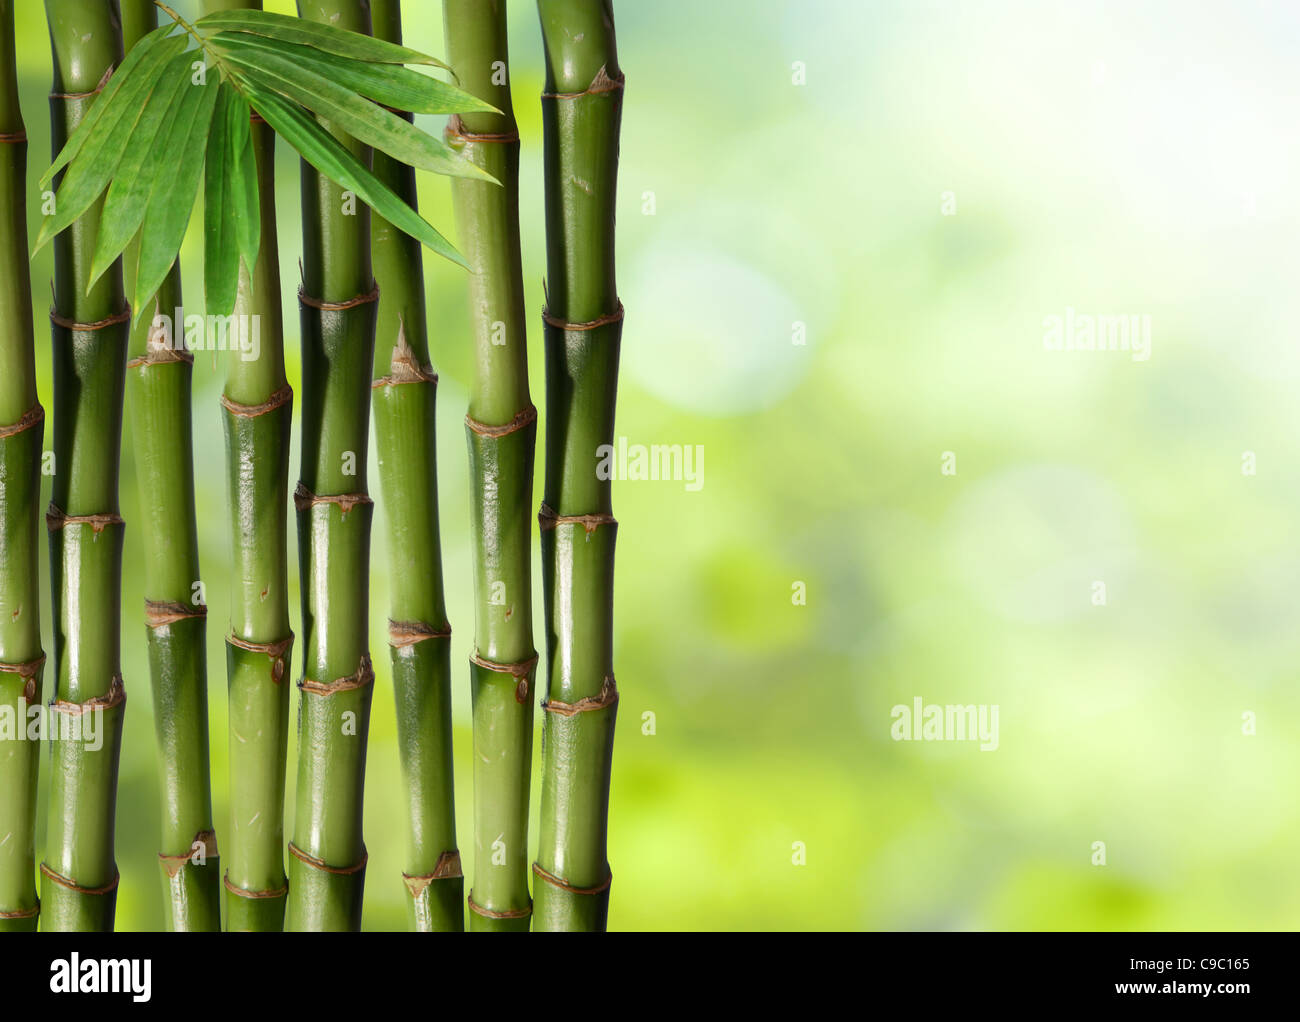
[0,0,45,934]
[285,0,378,932]
[220,128,294,932]
[117,0,220,934]
[443,0,537,933]
[200,0,296,935]
[40,0,129,933]
[533,0,622,932]
[368,0,462,933]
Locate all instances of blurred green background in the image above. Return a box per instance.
[9,0,1298,930]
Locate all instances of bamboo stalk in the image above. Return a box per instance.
[443,0,538,933]
[40,0,129,933]
[368,0,462,933]
[533,0,622,932]
[117,0,220,934]
[285,0,378,932]
[199,0,296,935]
[0,0,45,934]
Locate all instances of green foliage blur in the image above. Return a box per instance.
[10,0,1297,930]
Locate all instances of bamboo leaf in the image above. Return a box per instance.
[194,10,452,69]
[203,84,240,320]
[134,69,221,319]
[34,34,188,254]
[209,32,496,116]
[88,51,195,289]
[219,49,494,182]
[226,88,260,275]
[40,22,179,188]
[239,79,466,269]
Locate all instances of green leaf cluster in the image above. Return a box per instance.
[33,4,497,318]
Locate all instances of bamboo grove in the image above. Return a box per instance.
[0,0,623,932]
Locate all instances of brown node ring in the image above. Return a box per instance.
[467,894,532,920]
[0,403,43,439]
[127,346,193,369]
[445,114,520,144]
[0,130,27,143]
[0,653,46,703]
[228,633,294,685]
[543,675,619,718]
[466,404,537,438]
[145,599,207,629]
[293,482,372,516]
[0,904,39,920]
[373,318,436,387]
[288,842,368,876]
[470,650,538,679]
[541,66,626,100]
[541,301,625,332]
[224,873,287,900]
[402,851,463,897]
[159,830,219,877]
[46,502,123,535]
[537,502,617,534]
[49,675,126,717]
[221,383,293,418]
[40,864,120,896]
[472,651,538,704]
[48,65,112,102]
[298,654,374,696]
[389,619,452,649]
[532,861,612,896]
[298,282,380,311]
[48,305,132,332]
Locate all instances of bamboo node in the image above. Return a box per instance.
[0,653,46,703]
[0,903,39,919]
[288,842,368,876]
[223,873,287,900]
[471,651,538,703]
[299,654,374,696]
[127,342,194,368]
[531,862,613,896]
[221,383,293,418]
[48,305,131,331]
[298,282,380,311]
[541,301,625,332]
[466,404,537,438]
[403,851,463,897]
[49,675,126,717]
[541,66,626,99]
[0,130,27,143]
[48,64,113,102]
[159,831,219,877]
[445,114,520,144]
[467,894,532,920]
[40,863,119,896]
[389,619,451,648]
[373,317,436,386]
[543,675,619,718]
[45,502,124,535]
[0,403,44,439]
[228,634,294,685]
[537,502,617,535]
[470,650,538,679]
[293,482,373,516]
[145,599,207,629]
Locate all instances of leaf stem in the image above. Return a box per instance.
[154,1,244,93]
